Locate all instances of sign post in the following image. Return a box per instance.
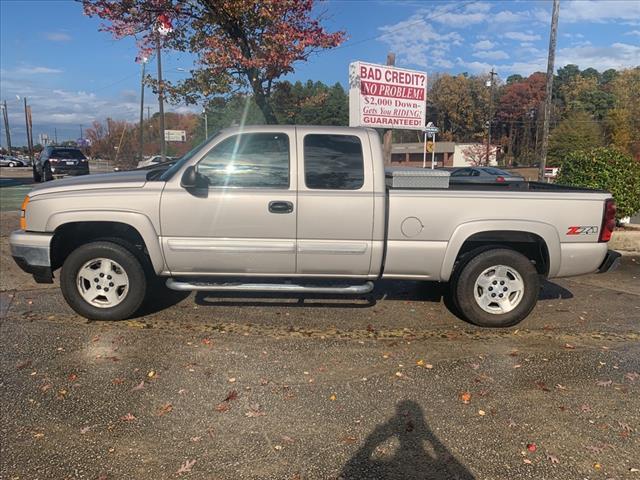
[424,123,439,169]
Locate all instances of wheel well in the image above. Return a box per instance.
[51,221,150,271]
[455,230,550,276]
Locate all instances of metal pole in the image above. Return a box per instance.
[204,109,208,139]
[422,130,427,169]
[2,100,12,156]
[382,52,395,165]
[156,34,166,161]
[23,97,33,162]
[538,0,560,181]
[431,133,436,169]
[139,60,146,163]
[486,69,496,165]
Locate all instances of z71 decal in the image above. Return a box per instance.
[566,226,599,236]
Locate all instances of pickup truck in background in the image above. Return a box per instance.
[10,126,620,327]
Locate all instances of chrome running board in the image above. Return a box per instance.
[166,278,374,294]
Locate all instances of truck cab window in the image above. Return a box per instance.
[198,133,290,188]
[304,134,364,190]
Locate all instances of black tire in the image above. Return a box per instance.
[43,162,53,182]
[60,241,147,321]
[452,248,540,328]
[33,165,42,183]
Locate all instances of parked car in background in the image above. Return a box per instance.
[450,167,525,183]
[0,155,27,167]
[33,146,89,182]
[137,155,176,169]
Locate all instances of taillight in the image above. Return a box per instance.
[599,198,616,242]
[496,176,505,183]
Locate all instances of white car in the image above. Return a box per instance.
[0,155,27,167]
[137,155,175,169]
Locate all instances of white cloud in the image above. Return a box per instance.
[561,0,640,23]
[427,3,488,28]
[625,30,640,36]
[504,32,542,42]
[45,32,72,42]
[378,15,463,69]
[465,2,492,13]
[556,42,640,71]
[473,50,510,60]
[14,66,63,75]
[493,11,527,23]
[473,40,495,50]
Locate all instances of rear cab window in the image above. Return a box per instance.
[50,148,86,160]
[303,134,364,190]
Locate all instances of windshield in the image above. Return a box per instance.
[159,132,219,181]
[482,167,509,176]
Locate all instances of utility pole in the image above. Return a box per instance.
[382,52,395,166]
[2,100,12,156]
[203,107,208,139]
[139,57,147,163]
[156,34,166,161]
[539,0,560,181]
[486,68,497,165]
[23,97,33,162]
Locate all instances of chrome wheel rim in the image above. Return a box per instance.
[473,264,524,314]
[76,258,129,308]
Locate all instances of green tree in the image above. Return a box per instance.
[548,111,603,165]
[556,147,640,219]
[604,67,640,158]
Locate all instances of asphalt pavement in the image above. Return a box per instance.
[1,212,639,480]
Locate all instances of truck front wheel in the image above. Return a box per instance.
[453,248,540,327]
[60,241,147,321]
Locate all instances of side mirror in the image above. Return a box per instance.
[181,165,207,188]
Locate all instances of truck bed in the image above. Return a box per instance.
[388,181,604,194]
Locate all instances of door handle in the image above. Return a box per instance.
[268,201,294,214]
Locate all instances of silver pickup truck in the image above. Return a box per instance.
[10,126,620,327]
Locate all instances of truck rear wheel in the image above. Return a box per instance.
[453,248,539,327]
[60,241,147,321]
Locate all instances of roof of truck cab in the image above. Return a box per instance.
[218,125,376,135]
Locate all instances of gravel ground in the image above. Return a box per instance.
[1,211,639,480]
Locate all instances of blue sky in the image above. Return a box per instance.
[1,0,639,146]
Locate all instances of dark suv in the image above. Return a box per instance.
[34,147,89,182]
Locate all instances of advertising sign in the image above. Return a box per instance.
[164,130,186,142]
[349,61,427,130]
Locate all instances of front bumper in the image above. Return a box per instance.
[597,249,621,273]
[9,230,54,283]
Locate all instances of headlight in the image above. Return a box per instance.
[20,195,30,230]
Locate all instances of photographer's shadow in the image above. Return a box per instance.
[341,400,474,480]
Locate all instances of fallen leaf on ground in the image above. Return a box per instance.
[121,413,136,422]
[470,363,480,370]
[581,404,592,413]
[281,435,295,443]
[176,459,196,475]
[157,403,173,416]
[416,359,425,366]
[342,436,357,444]
[546,453,560,464]
[214,402,230,412]
[224,390,238,402]
[585,445,605,454]
[68,373,78,382]
[147,371,156,378]
[228,377,236,383]
[527,443,537,452]
[460,392,472,404]
[80,425,93,434]
[329,394,337,401]
[535,381,551,392]
[16,360,32,370]
[618,421,633,432]
[112,378,125,385]
[33,432,44,438]
[596,380,612,387]
[523,458,532,464]
[555,384,567,390]
[131,381,145,391]
[563,343,576,349]
[201,338,212,345]
[624,372,639,383]
[245,403,266,417]
[41,384,52,392]
[478,410,486,416]
[190,436,201,442]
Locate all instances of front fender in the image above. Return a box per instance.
[440,220,561,281]
[46,210,166,274]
